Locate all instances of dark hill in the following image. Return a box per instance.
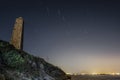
[0,40,67,80]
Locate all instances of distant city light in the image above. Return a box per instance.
[116,73,120,75]
[91,72,98,75]
[68,72,120,76]
[81,73,86,75]
[66,73,72,75]
[110,73,120,75]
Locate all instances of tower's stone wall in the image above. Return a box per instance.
[10,17,24,50]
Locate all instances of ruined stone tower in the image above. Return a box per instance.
[10,17,24,50]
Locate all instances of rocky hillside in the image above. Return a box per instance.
[0,40,67,80]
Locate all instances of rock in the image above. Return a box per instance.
[0,74,5,80]
[0,40,67,80]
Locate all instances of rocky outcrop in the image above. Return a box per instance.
[0,40,67,80]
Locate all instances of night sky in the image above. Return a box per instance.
[0,0,120,74]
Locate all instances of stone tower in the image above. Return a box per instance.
[10,17,24,50]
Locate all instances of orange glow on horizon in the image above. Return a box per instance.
[65,72,120,75]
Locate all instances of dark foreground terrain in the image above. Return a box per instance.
[0,40,67,80]
[71,75,120,80]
